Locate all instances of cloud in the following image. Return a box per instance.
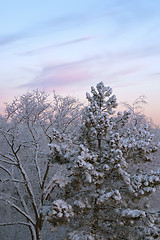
[125,45,160,59]
[104,45,160,63]
[0,10,96,50]
[41,55,101,73]
[105,66,143,80]
[148,72,160,79]
[19,68,92,89]
[18,53,143,91]
[18,57,98,89]
[150,72,160,76]
[20,36,93,56]
[0,7,118,48]
[0,32,27,46]
[45,13,89,31]
[113,82,138,89]
[0,13,89,48]
[22,70,91,89]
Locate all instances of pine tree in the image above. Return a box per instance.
[46,82,160,240]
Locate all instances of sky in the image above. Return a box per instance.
[0,0,160,126]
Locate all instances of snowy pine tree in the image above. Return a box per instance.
[46,82,160,240]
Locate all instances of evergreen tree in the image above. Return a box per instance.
[46,82,160,240]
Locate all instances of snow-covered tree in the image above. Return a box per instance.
[0,83,159,240]
[46,82,160,240]
[0,90,82,240]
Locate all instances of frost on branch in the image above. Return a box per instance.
[67,231,97,240]
[48,130,72,164]
[121,209,146,219]
[130,170,160,197]
[46,199,74,226]
[97,189,121,205]
[73,145,103,184]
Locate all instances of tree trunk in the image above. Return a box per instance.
[98,138,101,151]
[35,216,43,240]
[35,228,42,240]
[91,199,99,235]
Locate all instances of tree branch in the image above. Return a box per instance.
[0,165,11,175]
[34,143,42,187]
[11,148,39,222]
[41,160,50,190]
[0,222,30,227]
[0,159,17,165]
[0,153,16,162]
[0,197,35,226]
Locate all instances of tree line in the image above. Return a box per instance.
[0,82,160,240]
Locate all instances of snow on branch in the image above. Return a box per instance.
[0,197,35,226]
[0,222,30,227]
[0,165,11,175]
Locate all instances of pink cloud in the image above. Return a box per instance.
[18,56,101,89]
[19,62,94,89]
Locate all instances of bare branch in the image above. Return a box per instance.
[0,197,35,226]
[0,153,15,162]
[0,165,11,175]
[2,179,25,184]
[0,159,17,165]
[41,161,50,190]
[0,130,13,149]
[34,143,42,187]
[42,178,57,201]
[15,144,22,154]
[8,147,39,222]
[14,183,30,216]
[16,158,39,220]
[0,222,30,227]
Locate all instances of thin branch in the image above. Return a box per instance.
[1,131,40,222]
[41,160,50,190]
[15,183,30,216]
[5,103,21,120]
[0,131,13,149]
[2,179,25,184]
[42,178,57,202]
[34,143,42,187]
[0,197,35,226]
[40,122,53,143]
[17,160,39,220]
[0,222,30,227]
[11,148,39,222]
[0,165,11,175]
[0,159,17,165]
[26,123,42,187]
[0,153,15,162]
[15,144,22,154]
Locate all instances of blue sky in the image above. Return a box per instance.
[0,0,160,125]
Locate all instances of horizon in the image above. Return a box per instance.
[0,0,160,126]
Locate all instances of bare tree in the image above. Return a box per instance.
[0,90,82,240]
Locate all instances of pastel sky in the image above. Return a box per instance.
[0,0,160,125]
